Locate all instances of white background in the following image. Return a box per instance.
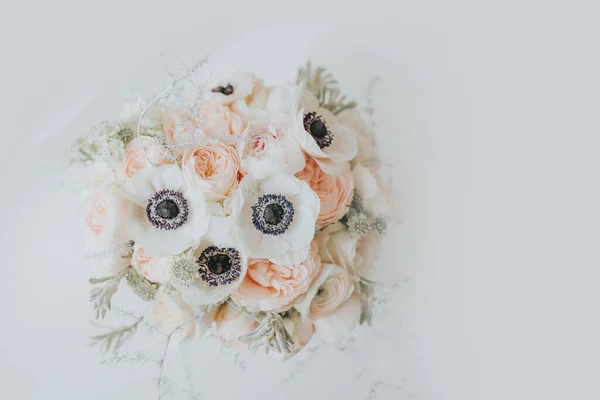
[1,1,600,399]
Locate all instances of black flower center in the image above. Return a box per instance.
[264,203,284,225]
[251,194,294,236]
[212,83,234,96]
[207,253,232,275]
[303,112,333,149]
[146,189,189,230]
[197,246,242,286]
[156,199,179,219]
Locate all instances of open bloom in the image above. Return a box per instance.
[120,164,208,257]
[209,71,262,106]
[296,155,354,227]
[237,120,305,179]
[177,217,248,308]
[181,142,240,201]
[232,240,321,312]
[229,174,320,265]
[314,293,361,343]
[148,287,216,343]
[162,102,244,156]
[84,186,128,252]
[211,302,258,347]
[131,243,172,283]
[353,164,392,218]
[294,262,355,320]
[338,108,375,164]
[117,136,171,183]
[293,90,358,175]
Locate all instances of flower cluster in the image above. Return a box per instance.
[75,62,392,358]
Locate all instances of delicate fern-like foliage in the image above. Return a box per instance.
[90,318,142,353]
[296,61,357,115]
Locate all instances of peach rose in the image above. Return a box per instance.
[211,302,258,347]
[131,243,172,283]
[294,262,355,320]
[149,287,216,343]
[163,102,243,156]
[314,293,361,343]
[296,155,354,227]
[117,136,170,183]
[232,241,321,312]
[84,186,127,252]
[181,142,240,201]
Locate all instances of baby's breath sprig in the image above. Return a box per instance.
[238,312,295,354]
[296,61,357,115]
[89,268,128,319]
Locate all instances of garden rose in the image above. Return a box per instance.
[131,243,172,283]
[294,262,355,320]
[237,121,305,179]
[314,293,361,343]
[117,136,170,183]
[211,302,258,347]
[182,142,240,201]
[232,240,321,312]
[163,102,243,156]
[84,186,128,252]
[296,155,354,227]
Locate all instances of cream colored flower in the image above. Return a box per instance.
[117,136,171,183]
[352,164,392,218]
[120,165,208,257]
[131,243,172,283]
[293,90,358,175]
[231,240,321,312]
[294,262,355,320]
[237,120,305,179]
[84,186,128,252]
[314,293,361,343]
[229,174,320,265]
[211,302,258,347]
[181,142,240,201]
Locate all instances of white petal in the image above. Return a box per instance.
[120,168,155,206]
[259,174,302,196]
[149,164,184,192]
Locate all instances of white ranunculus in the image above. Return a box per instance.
[120,164,208,257]
[237,120,305,179]
[337,108,375,164]
[177,216,248,309]
[315,222,359,274]
[352,164,392,217]
[293,90,358,176]
[229,174,320,265]
[314,293,362,343]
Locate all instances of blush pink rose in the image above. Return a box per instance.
[131,243,172,283]
[163,102,243,156]
[84,186,127,252]
[296,155,354,227]
[232,241,321,312]
[211,302,258,347]
[181,142,240,201]
[117,137,171,183]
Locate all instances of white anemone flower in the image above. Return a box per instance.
[229,174,320,265]
[178,216,248,308]
[293,90,358,176]
[120,164,208,257]
[209,71,259,106]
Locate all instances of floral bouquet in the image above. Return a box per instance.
[69,60,392,361]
